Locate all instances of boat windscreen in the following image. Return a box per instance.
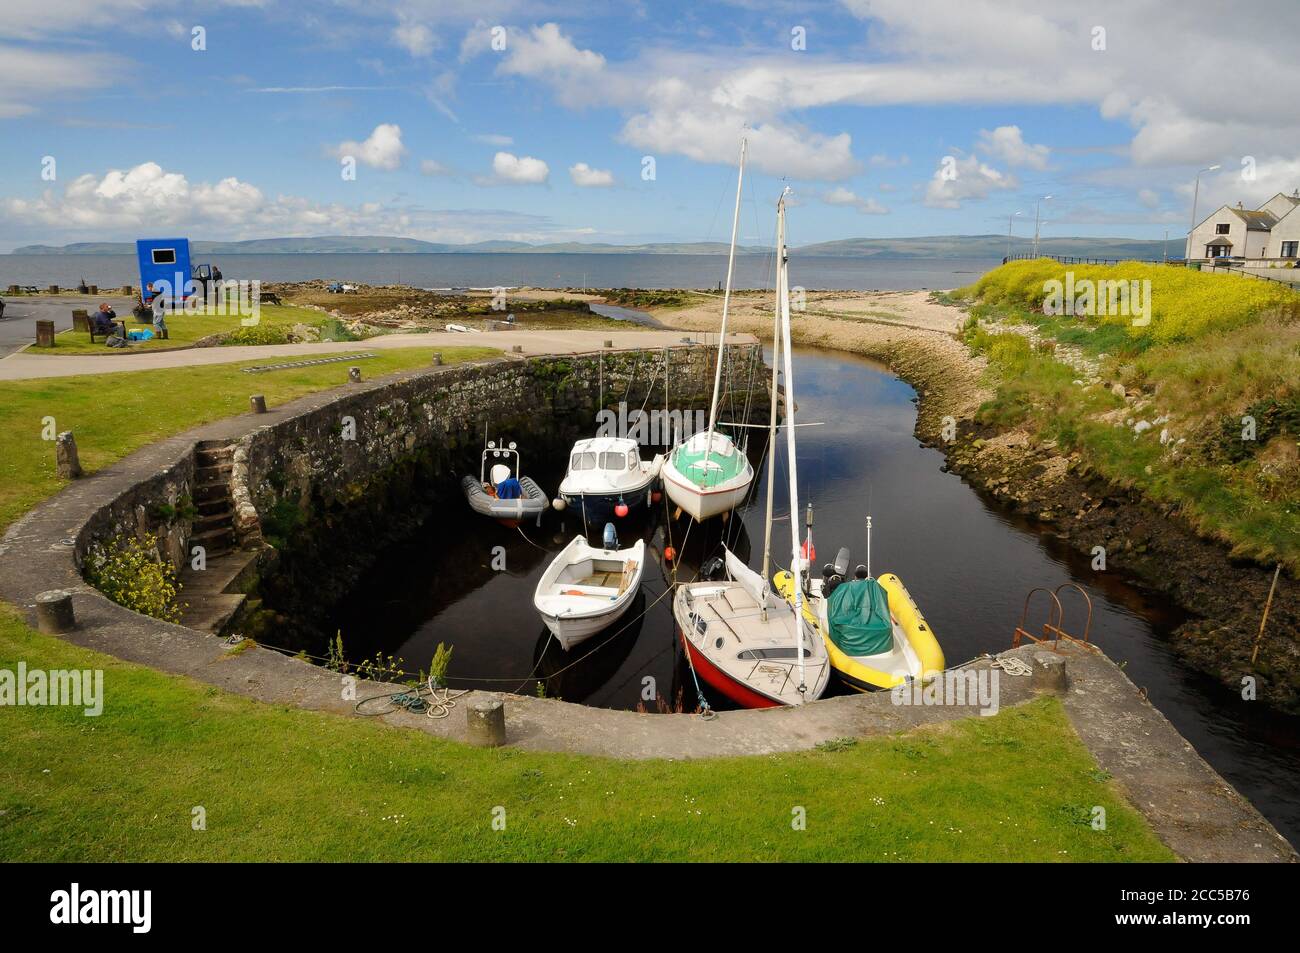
[571,452,597,471]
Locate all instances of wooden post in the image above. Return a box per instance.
[1251,564,1283,665]
[120,285,133,296]
[432,352,443,366]
[56,431,83,479]
[88,284,98,295]
[466,696,506,747]
[71,309,89,332]
[35,319,55,347]
[35,590,76,634]
[249,395,267,414]
[47,285,59,294]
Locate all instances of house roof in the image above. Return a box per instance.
[1233,208,1278,230]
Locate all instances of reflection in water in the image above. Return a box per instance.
[330,346,1300,847]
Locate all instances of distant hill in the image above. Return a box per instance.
[10,234,1177,259]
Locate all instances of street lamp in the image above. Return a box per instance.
[1033,195,1053,257]
[1187,164,1222,262]
[1006,211,1022,261]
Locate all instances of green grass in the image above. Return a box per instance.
[962,269,1300,570]
[35,303,331,354]
[0,346,497,531]
[0,606,1172,862]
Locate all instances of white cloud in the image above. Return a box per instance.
[923,154,1017,209]
[473,133,514,146]
[976,125,1049,170]
[1,160,579,245]
[0,43,121,117]
[420,159,452,176]
[569,162,613,187]
[489,151,549,184]
[1137,188,1160,209]
[392,17,436,57]
[496,23,606,106]
[332,123,406,170]
[822,186,889,215]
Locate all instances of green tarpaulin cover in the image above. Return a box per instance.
[826,578,893,656]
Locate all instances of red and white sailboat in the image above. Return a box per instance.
[673,188,830,708]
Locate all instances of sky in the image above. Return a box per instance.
[2,0,1298,252]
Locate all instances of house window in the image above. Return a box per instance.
[1207,244,1231,258]
[1282,241,1299,258]
[1215,223,1230,235]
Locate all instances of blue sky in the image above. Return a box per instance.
[2,0,1298,251]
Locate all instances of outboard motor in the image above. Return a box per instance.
[701,555,726,581]
[823,546,852,598]
[602,522,619,551]
[854,564,869,580]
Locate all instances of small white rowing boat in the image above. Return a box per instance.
[534,531,645,650]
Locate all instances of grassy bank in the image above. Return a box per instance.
[957,260,1300,572]
[0,606,1171,861]
[0,346,497,531]
[38,303,334,354]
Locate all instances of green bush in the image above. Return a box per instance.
[220,324,293,346]
[84,533,183,622]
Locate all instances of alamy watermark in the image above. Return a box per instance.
[891,667,1000,716]
[595,401,708,445]
[148,272,263,325]
[1043,271,1150,326]
[1,662,103,716]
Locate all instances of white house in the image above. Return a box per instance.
[1187,191,1300,260]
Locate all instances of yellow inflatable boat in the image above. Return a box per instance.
[774,569,944,692]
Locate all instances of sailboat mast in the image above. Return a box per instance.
[759,187,785,620]
[776,190,807,698]
[704,137,746,446]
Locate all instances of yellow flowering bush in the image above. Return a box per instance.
[967,259,1299,343]
[85,532,184,623]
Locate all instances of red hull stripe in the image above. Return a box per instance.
[683,634,780,709]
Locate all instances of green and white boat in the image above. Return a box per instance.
[661,138,755,522]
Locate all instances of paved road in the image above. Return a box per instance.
[0,328,755,381]
[0,294,135,358]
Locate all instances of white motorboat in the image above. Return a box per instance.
[534,529,646,650]
[557,436,662,523]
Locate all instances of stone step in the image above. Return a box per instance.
[190,526,234,555]
[196,497,232,517]
[193,480,231,503]
[179,592,246,634]
[194,511,233,530]
[196,461,233,480]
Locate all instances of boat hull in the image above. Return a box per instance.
[661,464,751,521]
[559,483,654,523]
[681,632,781,709]
[541,601,636,651]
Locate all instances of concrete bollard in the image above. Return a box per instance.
[603,339,613,348]
[35,319,55,347]
[120,285,133,296]
[71,309,89,332]
[1031,653,1068,694]
[47,285,59,294]
[56,431,83,479]
[348,366,362,383]
[466,696,506,747]
[35,590,76,634]
[249,394,268,414]
[432,352,443,366]
[88,284,98,295]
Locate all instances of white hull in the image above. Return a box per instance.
[533,536,645,651]
[662,467,751,521]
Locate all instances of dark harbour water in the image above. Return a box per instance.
[327,346,1300,847]
[0,253,999,292]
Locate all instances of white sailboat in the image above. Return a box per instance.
[661,138,755,522]
[673,189,830,708]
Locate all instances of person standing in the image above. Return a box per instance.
[151,287,169,339]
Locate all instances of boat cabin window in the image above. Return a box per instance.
[570,452,597,471]
[737,647,813,660]
[627,450,638,470]
[599,452,628,471]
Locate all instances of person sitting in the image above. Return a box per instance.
[91,303,117,336]
[496,475,523,499]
